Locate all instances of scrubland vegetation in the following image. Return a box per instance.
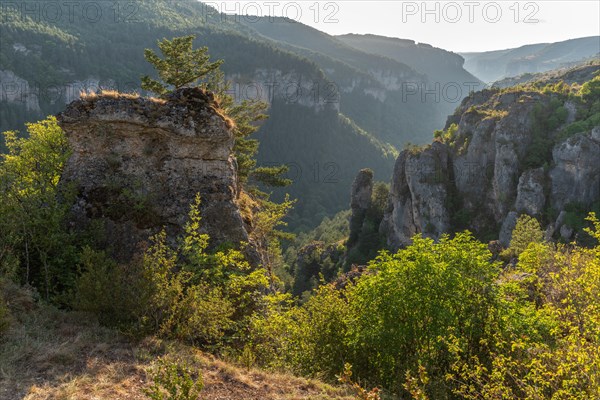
[2,111,599,398]
[1,38,599,399]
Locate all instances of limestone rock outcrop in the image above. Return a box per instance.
[57,88,252,261]
[549,133,600,211]
[348,169,374,248]
[380,142,451,248]
[381,65,600,249]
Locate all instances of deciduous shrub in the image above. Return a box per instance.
[144,357,203,400]
[73,194,270,346]
[502,214,544,259]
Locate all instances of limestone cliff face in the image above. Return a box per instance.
[380,142,451,249]
[348,169,374,248]
[381,66,600,248]
[57,88,252,261]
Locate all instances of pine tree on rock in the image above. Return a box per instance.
[141,35,223,96]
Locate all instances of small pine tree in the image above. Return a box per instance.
[141,35,223,96]
[141,36,290,189]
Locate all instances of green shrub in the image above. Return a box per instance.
[249,214,600,398]
[144,358,203,400]
[580,75,600,102]
[345,233,500,395]
[502,214,544,258]
[0,117,78,299]
[250,285,349,379]
[433,123,458,144]
[72,246,143,327]
[446,213,600,399]
[161,283,234,345]
[73,194,269,346]
[138,227,237,345]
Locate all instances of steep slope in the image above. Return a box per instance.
[337,34,479,83]
[239,17,447,146]
[255,101,396,230]
[461,36,600,83]
[337,33,483,116]
[493,60,600,89]
[381,64,600,248]
[0,282,353,400]
[0,0,394,229]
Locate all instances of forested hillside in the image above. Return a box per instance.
[338,33,483,117]
[0,0,398,229]
[240,17,457,145]
[1,2,600,399]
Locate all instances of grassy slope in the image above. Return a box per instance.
[0,283,352,400]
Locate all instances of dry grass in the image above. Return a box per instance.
[79,90,98,100]
[100,89,140,100]
[148,96,167,105]
[0,283,353,400]
[213,107,236,130]
[237,190,259,226]
[79,90,141,101]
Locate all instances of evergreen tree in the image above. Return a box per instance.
[141,35,223,96]
[141,36,290,189]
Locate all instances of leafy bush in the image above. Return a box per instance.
[72,247,144,327]
[144,358,203,400]
[73,194,270,346]
[250,285,349,379]
[250,213,600,398]
[446,213,600,399]
[0,117,78,299]
[135,194,271,345]
[579,75,600,102]
[554,75,600,142]
[502,214,544,259]
[433,123,459,147]
[345,233,500,395]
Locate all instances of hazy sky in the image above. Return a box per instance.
[223,1,600,53]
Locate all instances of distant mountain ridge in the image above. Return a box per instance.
[493,60,600,89]
[461,36,600,83]
[238,16,454,146]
